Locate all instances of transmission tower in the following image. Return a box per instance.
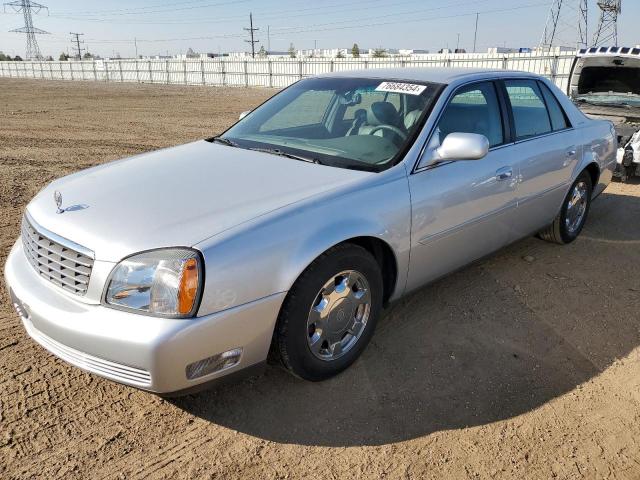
[593,0,622,47]
[3,0,49,60]
[244,12,259,58]
[540,0,589,51]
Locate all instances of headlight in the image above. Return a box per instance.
[104,248,203,318]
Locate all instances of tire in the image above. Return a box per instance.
[539,171,593,245]
[272,243,383,381]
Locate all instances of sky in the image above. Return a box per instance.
[0,0,638,58]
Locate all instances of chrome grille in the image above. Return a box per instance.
[21,216,94,296]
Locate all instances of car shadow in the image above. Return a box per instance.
[169,190,640,447]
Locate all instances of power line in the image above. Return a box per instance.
[3,0,49,60]
[70,32,85,59]
[243,12,259,58]
[76,2,550,46]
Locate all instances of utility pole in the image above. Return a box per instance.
[70,32,85,60]
[456,33,460,52]
[244,12,259,58]
[267,25,270,53]
[473,13,479,53]
[3,0,49,60]
[134,37,138,58]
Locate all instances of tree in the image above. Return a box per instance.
[257,45,267,57]
[45,55,54,61]
[13,55,23,61]
[351,43,360,58]
[59,52,69,61]
[336,50,345,59]
[288,43,296,58]
[83,52,94,59]
[0,52,8,61]
[372,48,386,58]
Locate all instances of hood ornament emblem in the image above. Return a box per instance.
[54,190,64,214]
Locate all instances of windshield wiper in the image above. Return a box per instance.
[249,147,322,165]
[210,136,239,147]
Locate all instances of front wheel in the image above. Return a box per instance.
[539,171,593,244]
[272,243,383,381]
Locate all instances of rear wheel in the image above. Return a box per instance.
[539,171,593,245]
[272,243,383,381]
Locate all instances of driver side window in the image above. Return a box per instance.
[436,82,504,148]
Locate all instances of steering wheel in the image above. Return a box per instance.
[368,124,407,142]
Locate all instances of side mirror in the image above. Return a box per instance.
[239,110,251,120]
[435,132,489,161]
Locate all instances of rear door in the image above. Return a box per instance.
[406,80,519,292]
[500,79,581,236]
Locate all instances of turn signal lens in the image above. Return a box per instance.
[178,258,199,315]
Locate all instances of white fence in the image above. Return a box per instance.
[0,52,576,90]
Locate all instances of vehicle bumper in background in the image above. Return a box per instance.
[4,240,285,394]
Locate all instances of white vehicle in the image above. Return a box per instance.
[568,46,640,181]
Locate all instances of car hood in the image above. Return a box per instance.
[26,141,371,261]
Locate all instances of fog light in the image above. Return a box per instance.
[185,348,243,380]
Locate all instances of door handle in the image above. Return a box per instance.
[496,167,513,181]
[566,149,577,157]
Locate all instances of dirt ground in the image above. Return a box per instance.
[1,78,639,480]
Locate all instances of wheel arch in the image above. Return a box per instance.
[284,235,401,307]
[584,161,600,193]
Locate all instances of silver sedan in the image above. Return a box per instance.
[4,69,617,395]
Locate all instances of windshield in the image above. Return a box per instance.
[219,77,442,172]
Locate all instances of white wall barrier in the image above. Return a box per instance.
[0,52,576,90]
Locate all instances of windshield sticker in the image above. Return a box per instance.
[375,82,427,96]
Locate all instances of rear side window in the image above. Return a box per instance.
[538,82,570,131]
[436,82,504,148]
[504,80,552,140]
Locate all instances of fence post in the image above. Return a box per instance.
[59,61,63,79]
[330,59,334,72]
[183,60,187,85]
[148,60,153,83]
[135,59,140,83]
[502,55,508,70]
[70,62,74,81]
[93,60,97,81]
[244,60,249,87]
[551,55,559,85]
[49,61,53,79]
[166,60,170,84]
[104,61,109,82]
[221,61,226,86]
[201,59,205,85]
[298,59,303,79]
[268,59,273,88]
[364,60,368,69]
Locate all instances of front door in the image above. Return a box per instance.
[406,81,519,293]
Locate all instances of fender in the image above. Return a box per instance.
[194,165,412,316]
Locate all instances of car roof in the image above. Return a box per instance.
[316,67,541,85]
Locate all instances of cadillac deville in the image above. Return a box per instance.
[4,69,617,395]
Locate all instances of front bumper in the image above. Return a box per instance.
[4,240,285,394]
